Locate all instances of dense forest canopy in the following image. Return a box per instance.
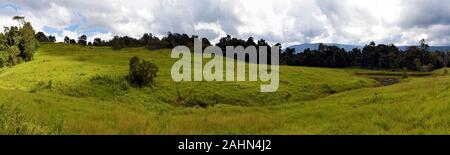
[281,39,449,71]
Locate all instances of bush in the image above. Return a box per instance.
[128,56,158,87]
[30,80,52,93]
[320,84,336,94]
[401,71,408,79]
[0,57,4,68]
[90,75,129,95]
[173,87,210,108]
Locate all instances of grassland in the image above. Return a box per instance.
[0,43,448,134]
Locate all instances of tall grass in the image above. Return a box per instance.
[0,101,63,135]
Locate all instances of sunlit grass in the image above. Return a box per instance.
[0,43,448,134]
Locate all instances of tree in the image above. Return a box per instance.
[111,36,123,50]
[36,32,56,43]
[280,48,297,65]
[64,36,70,44]
[140,33,151,44]
[349,48,362,66]
[0,33,6,51]
[201,37,211,49]
[35,32,48,42]
[245,37,256,47]
[12,16,25,27]
[18,22,38,61]
[93,38,102,46]
[419,38,429,51]
[0,16,39,68]
[69,39,76,44]
[48,36,56,42]
[362,42,378,68]
[5,46,21,66]
[4,26,20,46]
[77,35,87,46]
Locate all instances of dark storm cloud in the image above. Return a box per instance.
[398,0,450,28]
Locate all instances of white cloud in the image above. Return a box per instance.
[194,22,226,43]
[0,0,449,45]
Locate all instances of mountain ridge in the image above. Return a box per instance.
[286,43,450,52]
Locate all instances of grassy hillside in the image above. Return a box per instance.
[0,43,448,134]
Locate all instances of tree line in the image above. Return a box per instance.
[62,32,212,50]
[281,39,449,72]
[59,31,448,72]
[62,33,279,64]
[35,31,56,43]
[0,16,39,68]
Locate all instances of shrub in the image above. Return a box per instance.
[128,56,158,87]
[90,75,116,85]
[30,80,52,93]
[173,87,210,108]
[90,75,129,95]
[401,70,409,79]
[184,97,209,108]
[320,84,336,94]
[0,57,4,68]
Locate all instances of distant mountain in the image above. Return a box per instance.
[286,43,361,52]
[397,46,450,52]
[286,43,450,53]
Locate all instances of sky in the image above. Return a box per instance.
[0,0,449,46]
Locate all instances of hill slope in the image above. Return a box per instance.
[0,43,448,134]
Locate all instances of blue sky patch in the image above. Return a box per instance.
[43,26,63,35]
[41,11,110,37]
[0,3,22,12]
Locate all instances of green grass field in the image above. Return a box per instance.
[0,43,449,134]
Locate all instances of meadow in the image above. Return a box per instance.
[0,43,448,134]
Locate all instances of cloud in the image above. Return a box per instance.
[398,0,450,28]
[0,0,449,46]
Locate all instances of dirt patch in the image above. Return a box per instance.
[371,77,401,86]
[355,71,433,87]
[354,72,431,77]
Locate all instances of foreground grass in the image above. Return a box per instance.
[0,43,448,134]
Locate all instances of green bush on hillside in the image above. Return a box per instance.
[90,75,129,95]
[0,57,4,68]
[128,56,158,87]
[30,80,53,93]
